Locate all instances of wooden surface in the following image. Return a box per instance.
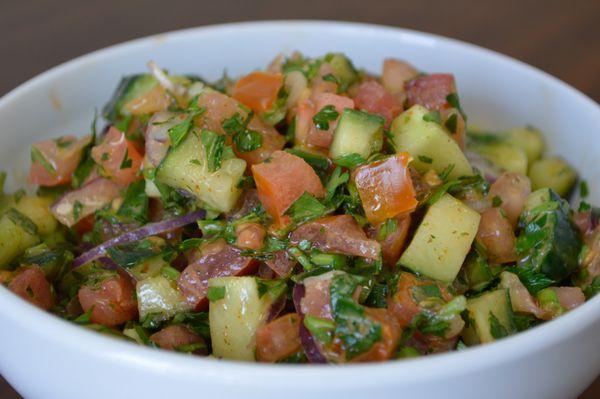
[0,0,598,397]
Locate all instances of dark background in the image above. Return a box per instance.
[0,0,598,397]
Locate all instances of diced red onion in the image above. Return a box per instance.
[266,296,286,323]
[72,209,205,269]
[293,284,328,364]
[97,256,137,283]
[147,60,187,97]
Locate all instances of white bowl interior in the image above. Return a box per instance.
[0,21,599,399]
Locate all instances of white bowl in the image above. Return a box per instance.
[0,21,599,399]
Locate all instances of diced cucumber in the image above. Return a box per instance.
[209,276,284,361]
[469,142,528,175]
[463,289,515,345]
[329,109,384,161]
[504,126,545,163]
[156,129,246,213]
[136,275,190,321]
[325,53,359,90]
[0,196,57,268]
[391,105,472,179]
[517,188,581,284]
[103,75,158,122]
[129,255,169,281]
[528,156,577,198]
[399,194,480,282]
[462,249,502,292]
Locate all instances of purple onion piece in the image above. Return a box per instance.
[292,284,328,364]
[72,209,206,269]
[97,257,137,283]
[266,296,286,323]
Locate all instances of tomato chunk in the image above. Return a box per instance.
[476,207,517,264]
[91,127,143,186]
[353,81,402,126]
[124,85,171,115]
[405,73,456,110]
[8,266,54,310]
[368,214,412,266]
[232,71,284,113]
[150,324,207,354]
[353,153,417,224]
[77,273,138,327]
[256,313,302,362]
[197,90,248,134]
[306,93,355,148]
[252,151,325,227]
[382,58,419,94]
[265,250,297,277]
[235,116,285,165]
[235,222,266,250]
[352,308,400,362]
[290,215,381,259]
[178,239,258,311]
[28,135,91,187]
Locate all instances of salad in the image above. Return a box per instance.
[0,52,597,364]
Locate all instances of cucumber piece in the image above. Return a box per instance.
[528,156,577,198]
[399,194,480,282]
[463,289,515,345]
[470,142,528,175]
[325,53,359,89]
[103,75,158,122]
[209,276,285,361]
[504,126,545,163]
[0,196,57,268]
[517,188,581,285]
[391,105,473,179]
[156,130,246,213]
[329,109,384,161]
[463,249,502,292]
[129,255,169,281]
[136,275,190,321]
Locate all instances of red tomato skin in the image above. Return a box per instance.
[353,81,402,126]
[28,135,91,187]
[256,313,302,362]
[8,266,54,310]
[368,214,412,267]
[77,273,138,327]
[232,71,284,113]
[353,153,418,224]
[306,93,355,148]
[405,73,456,111]
[150,324,207,354]
[252,151,325,227]
[91,127,143,186]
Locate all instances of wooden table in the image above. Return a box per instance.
[0,0,598,397]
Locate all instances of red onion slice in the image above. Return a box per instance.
[72,209,205,269]
[292,284,328,364]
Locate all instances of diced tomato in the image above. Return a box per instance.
[352,308,400,362]
[73,214,95,235]
[235,222,266,250]
[552,287,585,310]
[232,71,284,114]
[353,153,417,224]
[368,214,411,266]
[77,273,137,327]
[300,273,336,320]
[178,239,258,311]
[310,63,338,97]
[124,84,171,115]
[306,93,355,148]
[353,81,402,126]
[8,266,54,310]
[476,207,517,264]
[150,324,207,354]
[235,116,286,165]
[197,90,249,134]
[91,127,143,186]
[256,313,302,362]
[487,172,532,227]
[28,135,91,187]
[405,73,457,110]
[387,272,452,328]
[294,99,316,147]
[265,250,297,277]
[382,58,419,94]
[290,215,381,259]
[252,151,325,227]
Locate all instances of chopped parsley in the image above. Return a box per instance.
[489,312,509,339]
[207,286,226,302]
[6,208,38,235]
[200,130,226,172]
[422,110,442,125]
[222,112,263,153]
[31,146,56,175]
[303,315,335,344]
[168,99,206,147]
[492,195,503,207]
[120,149,133,169]
[580,180,589,198]
[418,155,433,164]
[284,192,327,225]
[312,105,339,130]
[377,218,398,241]
[444,113,458,134]
[73,200,84,221]
[446,93,467,120]
[334,153,367,169]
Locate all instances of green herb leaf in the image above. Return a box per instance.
[303,315,335,344]
[117,180,149,223]
[313,105,339,130]
[284,192,327,225]
[160,265,180,281]
[489,311,509,339]
[418,155,433,164]
[200,130,226,172]
[377,218,398,241]
[286,149,330,180]
[207,286,226,302]
[580,180,589,198]
[120,148,133,169]
[233,128,263,153]
[31,146,56,175]
[106,239,161,268]
[492,195,503,207]
[444,113,458,134]
[422,110,442,125]
[73,200,84,221]
[325,167,349,201]
[446,93,467,120]
[6,208,38,235]
[322,73,339,84]
[334,153,367,169]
